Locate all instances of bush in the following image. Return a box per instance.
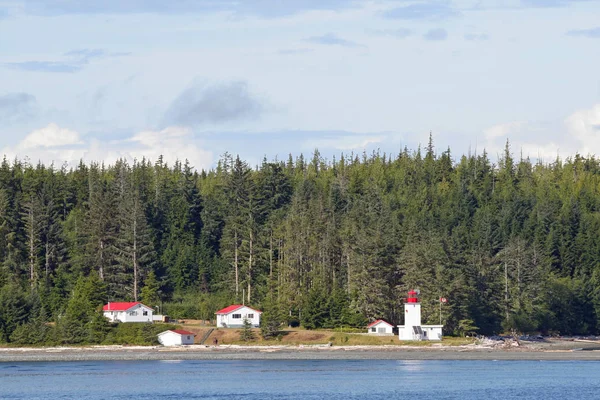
[288,318,300,328]
[105,323,178,345]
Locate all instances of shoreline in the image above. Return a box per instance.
[2,344,600,362]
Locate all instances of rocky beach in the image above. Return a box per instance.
[2,338,600,362]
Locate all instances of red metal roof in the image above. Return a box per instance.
[103,302,146,311]
[171,330,195,336]
[367,319,393,328]
[215,304,262,315]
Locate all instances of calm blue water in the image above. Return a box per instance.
[1,359,599,399]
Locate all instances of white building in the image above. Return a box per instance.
[103,302,155,323]
[157,329,196,346]
[367,319,394,335]
[397,290,443,341]
[215,305,262,328]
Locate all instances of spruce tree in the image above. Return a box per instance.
[240,317,255,341]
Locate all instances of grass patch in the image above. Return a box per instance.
[203,328,476,347]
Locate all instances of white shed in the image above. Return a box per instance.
[103,302,154,323]
[158,330,196,346]
[367,319,394,335]
[215,305,262,328]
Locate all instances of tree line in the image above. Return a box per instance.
[1,138,600,343]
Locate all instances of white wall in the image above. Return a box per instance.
[421,326,443,341]
[158,332,195,346]
[104,310,125,322]
[398,325,443,341]
[404,303,421,327]
[103,304,153,323]
[217,306,261,327]
[367,323,393,335]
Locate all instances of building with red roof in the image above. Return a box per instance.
[103,301,154,323]
[157,329,196,346]
[366,319,394,335]
[215,304,262,328]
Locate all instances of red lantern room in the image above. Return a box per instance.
[407,289,419,303]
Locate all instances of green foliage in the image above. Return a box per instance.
[140,271,160,307]
[456,319,479,337]
[302,286,366,330]
[10,314,52,345]
[240,318,256,341]
[260,294,285,339]
[2,144,600,343]
[0,283,31,342]
[105,323,178,345]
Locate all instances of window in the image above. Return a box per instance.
[378,328,386,334]
[232,314,242,319]
[247,313,254,319]
[371,327,376,332]
[128,311,138,316]
[187,336,190,340]
[143,310,148,316]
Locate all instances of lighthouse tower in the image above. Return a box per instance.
[397,289,443,341]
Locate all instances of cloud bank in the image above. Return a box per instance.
[163,81,264,127]
[423,28,448,41]
[3,0,356,18]
[1,124,213,171]
[383,2,459,20]
[307,33,365,48]
[566,27,600,38]
[481,104,600,161]
[5,48,130,73]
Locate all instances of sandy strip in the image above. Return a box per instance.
[1,344,600,362]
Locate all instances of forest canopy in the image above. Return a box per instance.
[1,139,600,343]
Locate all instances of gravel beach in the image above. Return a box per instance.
[2,340,600,362]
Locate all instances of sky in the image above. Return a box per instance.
[1,0,599,171]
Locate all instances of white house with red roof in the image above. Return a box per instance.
[215,305,262,328]
[367,319,394,335]
[103,302,154,323]
[157,329,196,346]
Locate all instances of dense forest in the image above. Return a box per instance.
[1,138,600,344]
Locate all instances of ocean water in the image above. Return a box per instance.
[1,359,599,399]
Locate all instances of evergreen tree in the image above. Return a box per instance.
[240,317,256,341]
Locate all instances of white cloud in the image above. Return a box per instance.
[19,123,82,149]
[2,124,213,170]
[481,104,600,162]
[565,104,600,156]
[481,121,562,160]
[484,121,526,140]
[123,126,212,170]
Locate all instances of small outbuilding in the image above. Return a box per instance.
[215,305,262,328]
[103,302,155,323]
[367,319,394,335]
[157,330,196,346]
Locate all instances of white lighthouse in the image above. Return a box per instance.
[397,290,443,341]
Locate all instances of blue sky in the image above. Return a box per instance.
[1,0,599,170]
